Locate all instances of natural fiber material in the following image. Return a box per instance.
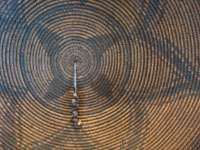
[0,0,199,149]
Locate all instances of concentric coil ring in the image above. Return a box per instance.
[0,0,199,149]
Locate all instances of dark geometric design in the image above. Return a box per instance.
[0,0,199,149]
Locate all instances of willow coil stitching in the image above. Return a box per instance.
[0,0,200,149]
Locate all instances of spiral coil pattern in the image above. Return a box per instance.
[0,0,200,149]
